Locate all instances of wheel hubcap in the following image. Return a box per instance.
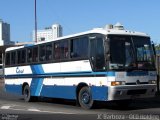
[82,92,90,104]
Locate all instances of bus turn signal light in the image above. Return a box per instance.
[111,81,125,86]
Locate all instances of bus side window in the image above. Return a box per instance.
[17,50,21,64]
[11,51,16,65]
[54,42,60,60]
[17,49,26,64]
[39,45,46,62]
[33,46,38,62]
[5,53,10,66]
[46,43,52,61]
[60,40,69,59]
[27,48,32,63]
[21,49,26,64]
[71,37,88,59]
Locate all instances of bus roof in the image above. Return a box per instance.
[6,25,149,52]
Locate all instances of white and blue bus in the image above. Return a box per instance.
[4,24,157,109]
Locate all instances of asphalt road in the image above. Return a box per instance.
[1,89,160,120]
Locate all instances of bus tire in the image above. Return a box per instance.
[23,85,32,102]
[78,86,94,109]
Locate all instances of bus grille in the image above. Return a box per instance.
[126,82,148,85]
[127,89,147,95]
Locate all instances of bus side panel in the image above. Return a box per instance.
[5,78,32,96]
[91,86,108,101]
[40,85,108,101]
[40,85,77,99]
[5,83,22,95]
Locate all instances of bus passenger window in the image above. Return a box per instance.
[54,42,60,60]
[39,45,46,62]
[46,44,52,61]
[33,47,38,62]
[60,40,69,59]
[17,50,21,64]
[17,49,26,64]
[11,51,16,65]
[21,50,26,63]
[5,53,10,66]
[71,37,88,58]
[27,48,32,63]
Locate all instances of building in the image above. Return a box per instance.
[33,24,63,42]
[0,19,14,46]
[0,19,15,79]
[0,19,15,67]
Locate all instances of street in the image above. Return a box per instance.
[1,89,160,120]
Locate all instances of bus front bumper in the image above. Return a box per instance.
[108,84,156,101]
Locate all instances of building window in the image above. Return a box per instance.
[40,37,45,41]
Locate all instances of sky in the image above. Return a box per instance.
[0,0,160,43]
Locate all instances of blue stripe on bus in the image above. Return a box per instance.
[30,65,44,96]
[5,71,152,78]
[5,71,115,78]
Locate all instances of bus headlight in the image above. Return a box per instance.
[111,81,125,86]
[149,80,156,84]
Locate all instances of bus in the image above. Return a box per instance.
[4,23,157,109]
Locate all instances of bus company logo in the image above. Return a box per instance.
[16,67,24,74]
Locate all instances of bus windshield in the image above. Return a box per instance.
[108,35,155,71]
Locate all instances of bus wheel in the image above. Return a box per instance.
[23,85,32,102]
[78,86,94,109]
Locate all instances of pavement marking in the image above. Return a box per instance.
[0,105,76,114]
[33,110,76,114]
[0,105,11,109]
[28,108,40,112]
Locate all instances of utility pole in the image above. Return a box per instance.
[35,0,37,43]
